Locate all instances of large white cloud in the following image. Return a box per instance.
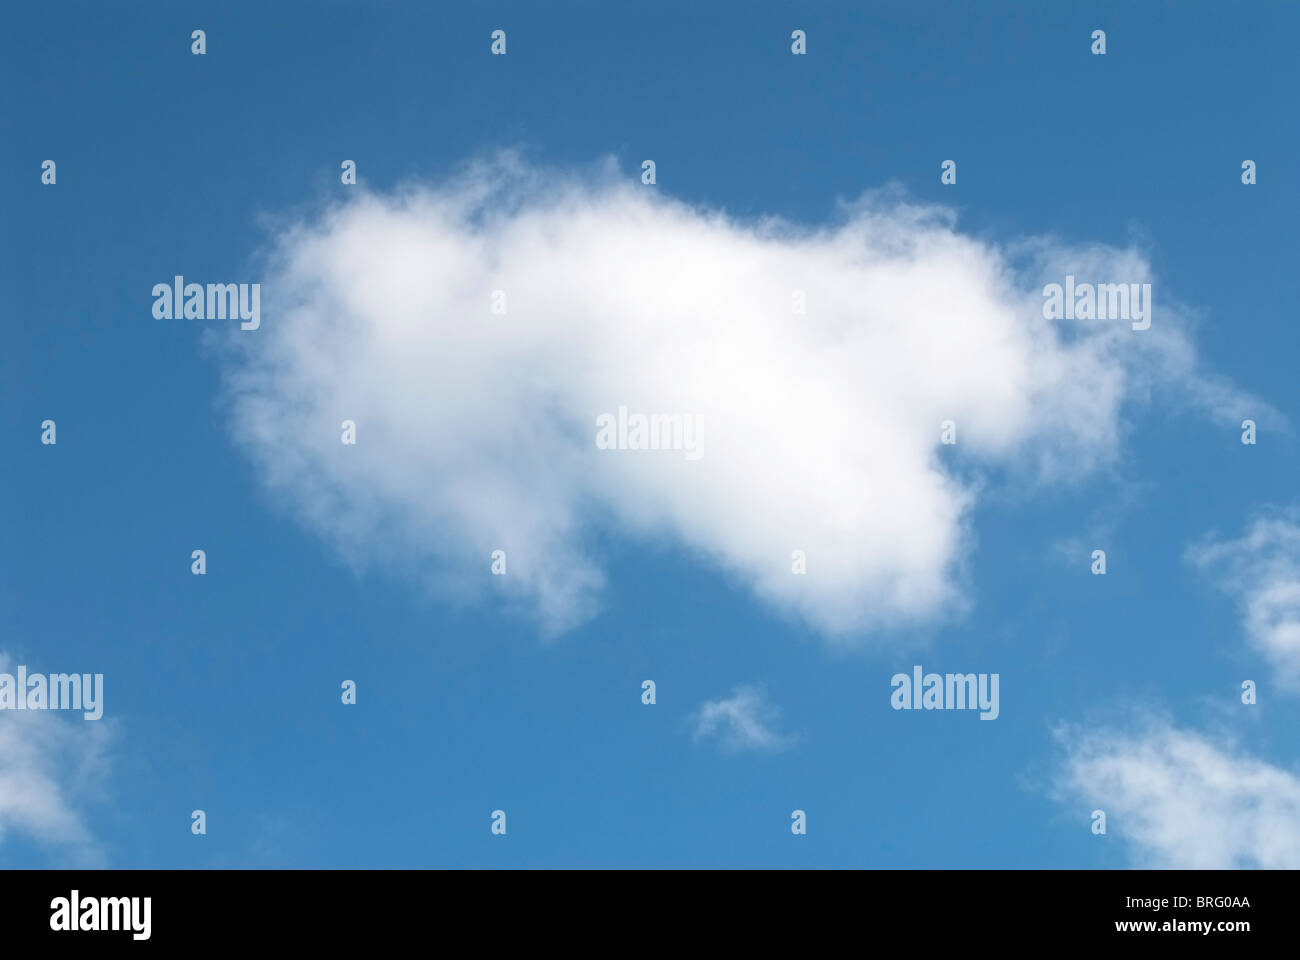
[218,154,1268,638]
[1053,719,1300,868]
[1187,510,1300,689]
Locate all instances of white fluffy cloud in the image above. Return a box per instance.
[1187,510,1300,689]
[220,154,1266,638]
[691,684,793,753]
[0,657,111,864]
[1053,719,1300,868]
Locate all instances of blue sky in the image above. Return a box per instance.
[3,1,1300,868]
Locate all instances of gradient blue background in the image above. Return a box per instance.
[2,0,1297,867]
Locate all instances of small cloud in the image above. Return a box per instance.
[0,665,114,865]
[1051,717,1300,868]
[691,684,795,753]
[1186,508,1300,690]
